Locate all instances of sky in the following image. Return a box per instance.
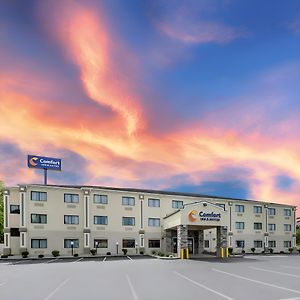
[0,0,300,211]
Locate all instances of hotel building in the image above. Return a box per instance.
[2,184,297,256]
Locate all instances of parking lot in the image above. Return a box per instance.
[1,255,300,300]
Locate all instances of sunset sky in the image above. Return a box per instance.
[0,0,299,210]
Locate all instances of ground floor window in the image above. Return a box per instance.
[204,240,209,248]
[268,240,276,248]
[284,241,291,248]
[236,240,245,248]
[148,239,160,248]
[31,239,47,248]
[122,239,135,248]
[254,240,263,248]
[64,239,79,248]
[94,239,108,248]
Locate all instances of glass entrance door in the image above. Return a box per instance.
[188,238,194,254]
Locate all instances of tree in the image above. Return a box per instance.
[296,226,300,246]
[0,181,4,243]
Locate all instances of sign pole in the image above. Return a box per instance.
[44,168,48,185]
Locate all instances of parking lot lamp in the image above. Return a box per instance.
[70,241,74,256]
[116,242,119,254]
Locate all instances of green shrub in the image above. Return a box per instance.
[122,248,127,255]
[38,254,44,259]
[106,252,111,255]
[52,250,60,257]
[73,253,79,257]
[21,251,29,258]
[289,247,294,253]
[90,249,97,256]
[251,247,255,253]
[269,248,274,254]
[139,250,144,255]
[1,255,8,258]
[151,250,156,255]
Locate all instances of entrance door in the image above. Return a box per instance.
[188,238,194,254]
[172,237,177,253]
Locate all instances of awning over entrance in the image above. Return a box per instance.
[163,201,229,229]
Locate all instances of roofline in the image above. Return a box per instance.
[8,183,296,208]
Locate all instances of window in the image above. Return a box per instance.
[64,239,79,248]
[204,240,210,248]
[122,239,135,248]
[31,191,47,201]
[64,215,79,225]
[122,217,135,226]
[268,224,276,231]
[284,241,292,248]
[148,218,160,227]
[235,204,244,213]
[148,239,160,248]
[93,194,108,204]
[236,240,245,248]
[94,239,108,248]
[254,240,263,248]
[94,216,108,225]
[172,200,183,209]
[64,193,79,203]
[10,205,20,214]
[31,214,47,224]
[268,208,276,215]
[216,203,225,210]
[10,228,20,237]
[148,198,160,207]
[253,206,262,214]
[284,224,292,231]
[122,196,135,206]
[235,222,245,230]
[31,239,47,248]
[254,222,262,230]
[268,240,276,248]
[284,209,291,216]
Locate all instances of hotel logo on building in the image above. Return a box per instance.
[188,210,221,222]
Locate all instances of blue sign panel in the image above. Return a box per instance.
[27,155,62,171]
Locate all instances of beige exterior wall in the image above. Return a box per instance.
[2,184,297,256]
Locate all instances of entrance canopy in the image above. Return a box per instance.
[163,201,229,230]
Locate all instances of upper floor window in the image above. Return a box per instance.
[93,194,108,204]
[268,223,276,231]
[235,204,244,213]
[31,239,47,248]
[10,205,20,214]
[268,208,276,215]
[122,217,135,226]
[172,200,183,209]
[284,209,291,216]
[64,215,79,225]
[64,193,79,203]
[64,239,79,248]
[94,216,108,225]
[284,224,292,231]
[148,198,160,207]
[254,222,262,230]
[31,191,47,201]
[148,218,160,227]
[122,196,135,206]
[253,206,262,214]
[31,214,47,224]
[235,222,245,230]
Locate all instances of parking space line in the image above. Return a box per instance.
[0,282,7,287]
[43,278,70,300]
[126,274,139,300]
[278,297,300,300]
[46,258,59,264]
[74,257,83,263]
[281,266,300,271]
[127,256,133,261]
[103,257,107,262]
[174,271,234,300]
[249,267,300,278]
[11,260,25,264]
[212,269,300,294]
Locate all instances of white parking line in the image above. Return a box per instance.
[249,267,300,278]
[12,260,24,264]
[74,257,83,263]
[0,282,7,287]
[127,256,133,261]
[126,274,139,300]
[212,269,300,294]
[281,265,300,271]
[46,258,59,264]
[43,278,70,300]
[278,297,300,300]
[174,271,235,300]
[103,257,107,262]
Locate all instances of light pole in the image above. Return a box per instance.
[95,241,99,255]
[70,241,74,256]
[116,242,119,255]
[135,243,138,254]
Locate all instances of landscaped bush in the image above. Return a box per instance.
[73,253,79,257]
[38,254,44,259]
[122,248,127,255]
[1,255,8,258]
[151,250,156,255]
[251,247,255,253]
[269,248,274,254]
[21,251,29,258]
[289,247,294,253]
[242,250,245,254]
[139,250,144,255]
[52,250,60,257]
[298,249,300,253]
[90,249,97,256]
[106,252,111,255]
[157,251,165,257]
